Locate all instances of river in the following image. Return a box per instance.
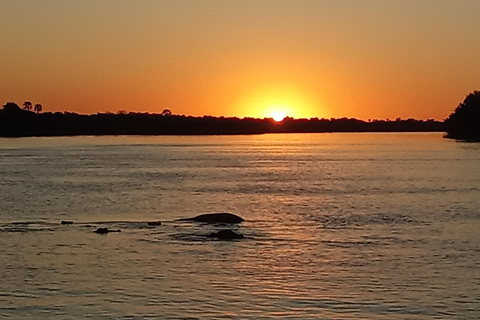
[0,133,479,319]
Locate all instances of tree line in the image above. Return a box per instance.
[0,101,447,137]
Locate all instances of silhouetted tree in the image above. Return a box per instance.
[23,101,32,111]
[2,102,22,114]
[34,103,42,114]
[161,109,172,116]
[445,90,480,141]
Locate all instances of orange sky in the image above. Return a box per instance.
[1,1,479,120]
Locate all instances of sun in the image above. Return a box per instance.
[271,110,287,122]
[266,104,291,122]
[231,82,326,120]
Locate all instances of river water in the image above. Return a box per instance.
[0,133,479,319]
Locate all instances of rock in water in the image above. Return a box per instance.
[94,227,121,234]
[181,213,244,223]
[207,229,244,240]
[94,227,109,234]
[61,220,73,225]
[147,221,162,226]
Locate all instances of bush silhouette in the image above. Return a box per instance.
[2,102,22,114]
[445,91,480,141]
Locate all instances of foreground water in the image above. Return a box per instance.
[0,133,479,319]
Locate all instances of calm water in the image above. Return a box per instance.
[0,133,479,319]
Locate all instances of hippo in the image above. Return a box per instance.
[207,229,244,240]
[180,213,244,224]
[93,227,121,234]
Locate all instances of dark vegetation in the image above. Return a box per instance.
[445,91,480,141]
[0,102,445,137]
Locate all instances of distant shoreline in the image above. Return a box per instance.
[0,110,445,137]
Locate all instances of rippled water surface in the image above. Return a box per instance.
[0,133,479,319]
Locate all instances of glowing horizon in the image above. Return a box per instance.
[1,1,479,121]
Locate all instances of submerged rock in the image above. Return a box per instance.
[207,229,244,240]
[93,227,121,234]
[181,213,244,224]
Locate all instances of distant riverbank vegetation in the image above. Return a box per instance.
[445,90,480,141]
[0,101,445,137]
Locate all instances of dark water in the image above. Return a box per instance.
[0,133,479,319]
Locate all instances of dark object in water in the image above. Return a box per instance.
[94,227,121,234]
[181,213,244,224]
[61,220,73,225]
[207,229,244,240]
[147,221,162,226]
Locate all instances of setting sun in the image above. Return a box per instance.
[271,110,287,122]
[231,82,324,120]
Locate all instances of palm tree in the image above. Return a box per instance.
[23,101,32,111]
[34,103,42,114]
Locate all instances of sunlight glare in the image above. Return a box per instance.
[271,111,287,122]
[231,82,328,120]
[234,85,317,122]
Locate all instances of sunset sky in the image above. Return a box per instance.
[1,1,479,120]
